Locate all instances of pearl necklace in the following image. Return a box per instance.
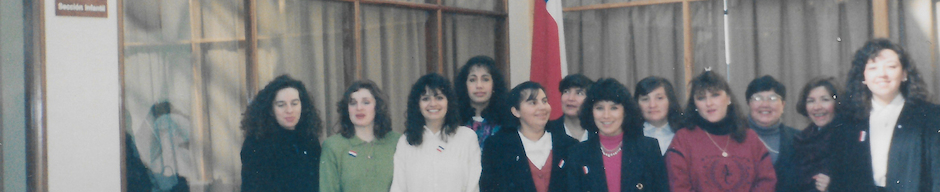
[600,142,623,157]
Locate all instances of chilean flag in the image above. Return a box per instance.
[530,0,568,119]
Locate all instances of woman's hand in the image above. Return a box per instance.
[813,173,830,192]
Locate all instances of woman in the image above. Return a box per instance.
[792,77,843,192]
[635,76,682,155]
[829,39,940,192]
[240,75,323,192]
[390,73,481,192]
[665,70,776,192]
[744,75,800,192]
[455,55,510,147]
[547,74,594,142]
[565,78,669,192]
[481,82,578,192]
[320,79,402,192]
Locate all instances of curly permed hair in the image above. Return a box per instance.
[578,78,644,139]
[405,73,461,146]
[844,38,931,120]
[682,71,748,143]
[454,55,509,125]
[240,75,322,143]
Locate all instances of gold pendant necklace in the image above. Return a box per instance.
[705,132,730,157]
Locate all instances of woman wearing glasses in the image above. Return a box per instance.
[744,75,799,192]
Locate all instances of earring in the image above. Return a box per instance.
[695,108,698,112]
[862,81,867,84]
[904,78,908,81]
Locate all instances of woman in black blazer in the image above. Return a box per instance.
[829,39,940,192]
[564,78,669,192]
[481,81,578,192]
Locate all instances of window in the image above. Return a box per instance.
[121,0,506,190]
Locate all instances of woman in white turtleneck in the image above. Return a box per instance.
[634,76,683,155]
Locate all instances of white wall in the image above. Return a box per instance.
[508,0,532,87]
[44,0,121,191]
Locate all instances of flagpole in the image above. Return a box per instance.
[723,0,731,81]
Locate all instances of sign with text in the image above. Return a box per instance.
[55,0,107,18]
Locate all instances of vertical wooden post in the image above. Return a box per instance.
[435,1,444,74]
[354,0,363,79]
[117,0,126,190]
[683,0,694,86]
[425,0,444,74]
[188,0,210,181]
[495,0,510,78]
[873,0,889,38]
[245,0,259,95]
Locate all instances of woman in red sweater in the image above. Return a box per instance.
[665,70,776,192]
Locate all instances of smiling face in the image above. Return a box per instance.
[511,89,551,132]
[593,101,625,136]
[805,87,836,127]
[466,66,494,106]
[748,90,785,127]
[273,87,302,130]
[863,49,906,102]
[638,87,669,126]
[420,88,448,126]
[561,87,587,117]
[348,89,376,128]
[694,89,731,123]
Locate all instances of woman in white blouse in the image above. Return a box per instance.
[390,73,481,192]
[634,76,683,155]
[830,39,940,192]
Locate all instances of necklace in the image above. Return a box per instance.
[704,132,730,157]
[600,142,623,157]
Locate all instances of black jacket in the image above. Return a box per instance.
[830,99,940,192]
[547,117,589,142]
[564,134,669,192]
[775,125,800,192]
[240,128,321,192]
[481,127,579,192]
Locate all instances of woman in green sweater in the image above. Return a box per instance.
[320,79,401,192]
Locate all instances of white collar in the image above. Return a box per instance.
[563,123,589,142]
[518,131,552,170]
[423,125,443,137]
[643,122,672,134]
[871,94,905,112]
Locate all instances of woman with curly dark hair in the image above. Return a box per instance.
[665,70,776,192]
[635,76,683,155]
[455,55,509,148]
[480,81,577,192]
[390,73,481,192]
[320,79,401,192]
[564,78,668,192]
[240,75,323,192]
[829,39,940,192]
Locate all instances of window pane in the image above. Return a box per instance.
[123,0,245,191]
[255,0,351,138]
[360,5,429,133]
